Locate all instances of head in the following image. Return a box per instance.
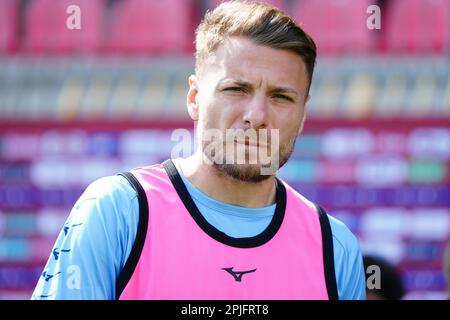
[363,255,405,300]
[187,0,317,182]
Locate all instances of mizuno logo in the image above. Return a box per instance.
[222,267,257,282]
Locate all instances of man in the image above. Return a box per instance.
[32,0,366,300]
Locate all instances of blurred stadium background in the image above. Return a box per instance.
[0,0,449,300]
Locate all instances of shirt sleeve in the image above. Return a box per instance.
[329,215,366,300]
[31,175,139,300]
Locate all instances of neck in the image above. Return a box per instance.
[177,153,277,208]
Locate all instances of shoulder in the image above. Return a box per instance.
[70,174,141,275]
[279,180,360,251]
[326,213,366,300]
[81,175,137,203]
[280,181,362,255]
[327,214,360,255]
[72,175,139,236]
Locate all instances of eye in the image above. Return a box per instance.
[224,87,245,92]
[273,94,294,102]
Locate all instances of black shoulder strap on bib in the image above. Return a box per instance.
[115,172,149,299]
[315,204,339,300]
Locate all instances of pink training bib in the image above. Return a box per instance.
[117,159,338,300]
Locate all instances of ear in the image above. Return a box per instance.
[305,94,311,104]
[187,75,199,121]
[298,96,309,134]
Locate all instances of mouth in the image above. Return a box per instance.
[234,139,267,148]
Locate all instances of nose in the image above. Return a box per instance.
[242,93,269,129]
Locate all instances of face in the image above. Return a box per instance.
[187,37,310,182]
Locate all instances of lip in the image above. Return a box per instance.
[234,139,267,148]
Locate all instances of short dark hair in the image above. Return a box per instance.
[363,255,405,300]
[195,0,317,93]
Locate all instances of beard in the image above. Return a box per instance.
[201,131,297,183]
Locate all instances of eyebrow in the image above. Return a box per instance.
[268,86,299,97]
[218,78,299,97]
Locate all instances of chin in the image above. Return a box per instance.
[213,162,274,183]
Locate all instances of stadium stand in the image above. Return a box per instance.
[106,0,195,55]
[383,0,450,54]
[23,0,105,54]
[292,0,375,54]
[0,0,19,54]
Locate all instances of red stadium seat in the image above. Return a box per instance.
[292,0,374,55]
[23,0,104,54]
[106,0,194,55]
[0,0,19,54]
[384,0,450,54]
